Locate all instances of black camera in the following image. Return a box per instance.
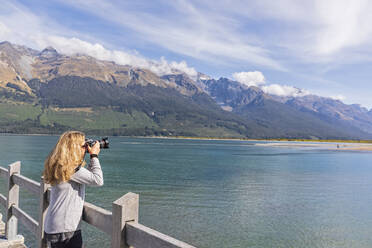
[85,137,109,149]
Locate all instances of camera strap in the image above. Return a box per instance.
[75,164,82,172]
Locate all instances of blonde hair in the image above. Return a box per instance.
[43,131,86,185]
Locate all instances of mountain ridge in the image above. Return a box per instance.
[1,41,371,139]
[197,76,372,135]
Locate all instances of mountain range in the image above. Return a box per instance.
[1,41,372,139]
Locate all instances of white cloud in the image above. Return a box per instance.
[261,84,310,97]
[4,0,372,68]
[232,70,311,97]
[232,71,265,87]
[169,60,197,78]
[0,22,10,37]
[329,95,346,101]
[0,2,197,79]
[1,0,371,107]
[41,36,197,78]
[313,0,372,56]
[204,0,372,64]
[57,0,285,70]
[0,1,74,49]
[40,36,147,66]
[232,71,311,97]
[146,57,197,78]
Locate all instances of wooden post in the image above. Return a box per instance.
[37,177,49,248]
[111,192,139,248]
[5,161,21,240]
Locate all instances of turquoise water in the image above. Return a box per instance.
[1,135,372,248]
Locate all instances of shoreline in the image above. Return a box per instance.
[254,141,372,151]
[141,135,372,144]
[1,133,372,151]
[337,146,372,151]
[1,132,372,143]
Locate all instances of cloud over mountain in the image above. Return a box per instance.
[1,0,372,108]
[232,71,310,97]
[232,71,265,87]
[261,84,310,97]
[0,2,197,78]
[330,95,346,101]
[38,36,197,78]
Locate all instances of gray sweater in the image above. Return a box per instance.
[44,157,103,234]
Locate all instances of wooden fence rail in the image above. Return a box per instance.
[0,193,6,207]
[0,161,196,248]
[11,205,38,236]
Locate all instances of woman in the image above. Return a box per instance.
[43,131,104,248]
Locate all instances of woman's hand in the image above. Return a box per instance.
[87,141,100,155]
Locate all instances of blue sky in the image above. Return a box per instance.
[0,0,371,108]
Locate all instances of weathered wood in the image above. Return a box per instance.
[112,192,139,248]
[82,202,113,235]
[37,177,49,248]
[0,166,7,178]
[0,235,26,248]
[2,162,196,248]
[0,193,6,207]
[12,174,40,196]
[11,205,38,236]
[126,222,196,248]
[0,213,3,233]
[6,161,21,240]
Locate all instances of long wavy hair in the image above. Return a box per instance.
[43,131,86,185]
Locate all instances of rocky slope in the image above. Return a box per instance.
[0,41,198,96]
[285,95,372,134]
[197,76,372,136]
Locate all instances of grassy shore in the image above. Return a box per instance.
[261,138,372,143]
[149,135,372,143]
[2,132,372,145]
[146,136,372,151]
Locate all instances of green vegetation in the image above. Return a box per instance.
[0,93,246,137]
[0,101,42,123]
[27,76,252,137]
[1,75,371,139]
[39,107,157,130]
[235,96,370,140]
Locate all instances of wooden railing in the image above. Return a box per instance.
[0,161,196,248]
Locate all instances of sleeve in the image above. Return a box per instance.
[70,157,104,186]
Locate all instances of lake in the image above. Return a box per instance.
[1,135,372,248]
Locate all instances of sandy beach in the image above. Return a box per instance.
[338,145,372,151]
[254,142,372,151]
